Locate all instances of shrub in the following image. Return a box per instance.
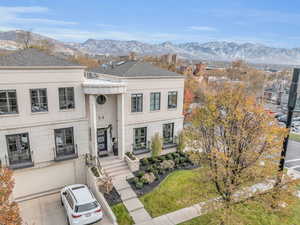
[140,177,148,184]
[166,154,173,160]
[91,166,100,177]
[141,158,149,166]
[132,177,139,185]
[179,157,186,164]
[158,155,165,161]
[160,160,175,170]
[142,172,156,184]
[153,169,159,177]
[174,158,180,165]
[137,171,145,178]
[177,131,186,153]
[151,133,162,157]
[126,152,137,160]
[135,182,144,189]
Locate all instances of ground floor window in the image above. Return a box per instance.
[54,127,75,159]
[133,127,147,151]
[6,133,32,167]
[163,123,174,145]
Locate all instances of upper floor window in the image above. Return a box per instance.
[131,93,143,112]
[0,90,18,115]
[6,133,33,169]
[54,127,76,160]
[59,87,75,110]
[168,91,178,109]
[30,88,48,112]
[150,92,161,111]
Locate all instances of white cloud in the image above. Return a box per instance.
[0,6,77,26]
[188,26,217,31]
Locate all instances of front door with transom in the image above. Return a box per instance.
[97,128,108,155]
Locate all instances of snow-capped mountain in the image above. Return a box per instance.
[1,30,300,65]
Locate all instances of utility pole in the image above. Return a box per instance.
[278,68,300,173]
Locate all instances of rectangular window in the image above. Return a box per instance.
[163,123,174,145]
[133,127,147,151]
[168,91,178,109]
[6,133,33,168]
[30,88,48,112]
[0,90,18,115]
[54,127,75,159]
[59,87,75,110]
[150,92,161,111]
[131,93,143,112]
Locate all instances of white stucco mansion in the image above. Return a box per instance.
[0,49,184,199]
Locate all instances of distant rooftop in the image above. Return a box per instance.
[0,48,81,67]
[89,61,183,78]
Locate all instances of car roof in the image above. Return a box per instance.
[67,184,95,205]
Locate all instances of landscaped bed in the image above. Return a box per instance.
[139,168,217,217]
[111,203,134,225]
[127,151,197,197]
[179,200,300,225]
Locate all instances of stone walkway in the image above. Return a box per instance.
[101,157,152,224]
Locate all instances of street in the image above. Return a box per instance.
[285,140,300,172]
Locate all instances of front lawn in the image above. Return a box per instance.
[290,133,300,142]
[139,168,217,217]
[111,203,134,225]
[179,200,300,225]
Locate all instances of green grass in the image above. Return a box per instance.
[289,133,300,142]
[111,203,134,225]
[139,168,217,217]
[179,200,300,225]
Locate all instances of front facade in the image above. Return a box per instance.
[0,49,184,199]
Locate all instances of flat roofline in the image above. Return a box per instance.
[91,72,184,80]
[0,66,86,70]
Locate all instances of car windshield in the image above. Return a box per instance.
[75,201,98,213]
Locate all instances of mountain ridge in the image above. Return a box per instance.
[1,30,300,65]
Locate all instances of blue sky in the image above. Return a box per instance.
[1,0,300,48]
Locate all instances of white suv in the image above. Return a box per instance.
[61,184,103,225]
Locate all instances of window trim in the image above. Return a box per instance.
[150,92,161,111]
[58,87,75,110]
[133,127,147,151]
[30,88,48,113]
[131,93,143,113]
[0,89,18,115]
[54,127,76,161]
[6,132,33,169]
[163,123,175,145]
[168,91,178,109]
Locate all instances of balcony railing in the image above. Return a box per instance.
[54,144,78,161]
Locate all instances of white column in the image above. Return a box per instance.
[117,93,125,159]
[89,95,98,158]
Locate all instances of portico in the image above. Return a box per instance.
[82,78,127,160]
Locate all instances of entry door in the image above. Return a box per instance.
[97,128,108,152]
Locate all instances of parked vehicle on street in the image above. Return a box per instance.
[61,184,103,225]
[277,115,287,123]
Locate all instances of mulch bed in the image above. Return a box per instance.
[103,187,122,206]
[127,164,198,197]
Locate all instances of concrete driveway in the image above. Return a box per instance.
[19,193,114,225]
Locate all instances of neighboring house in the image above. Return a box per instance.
[0,49,184,200]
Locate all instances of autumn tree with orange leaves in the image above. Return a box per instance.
[186,85,299,225]
[0,167,22,225]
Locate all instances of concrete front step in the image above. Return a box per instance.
[100,158,124,166]
[107,169,132,178]
[104,164,129,173]
[102,161,127,170]
[119,188,137,201]
[130,208,152,224]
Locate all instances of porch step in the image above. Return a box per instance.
[101,158,124,167]
[105,164,129,174]
[107,168,132,178]
[103,161,127,170]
